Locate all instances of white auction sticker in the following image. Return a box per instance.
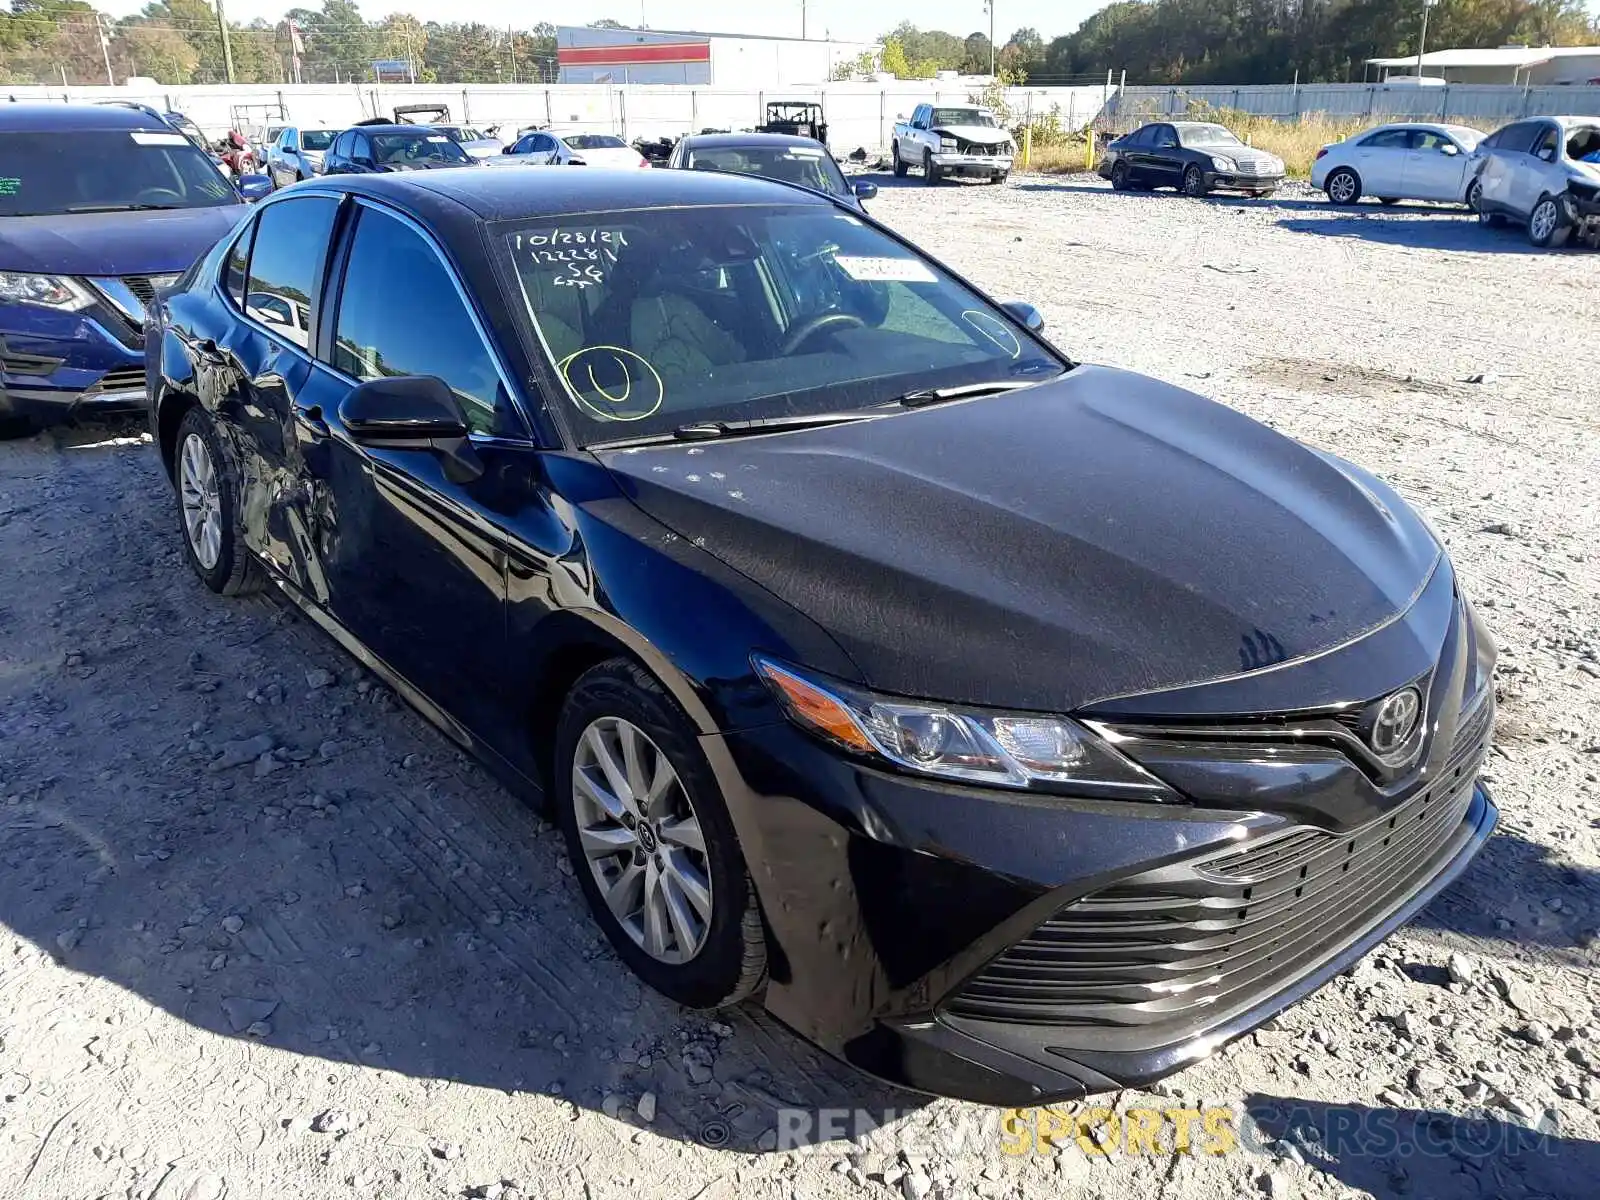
[130,131,189,146]
[426,135,449,143]
[833,256,937,283]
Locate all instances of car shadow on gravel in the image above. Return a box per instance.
[1009,181,1330,211]
[1246,1093,1593,1199]
[1277,215,1553,253]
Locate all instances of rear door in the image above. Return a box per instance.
[286,198,526,741]
[212,194,345,593]
[1351,127,1411,195]
[1401,128,1468,201]
[1147,124,1184,184]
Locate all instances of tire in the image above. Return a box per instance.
[1110,159,1131,191]
[1182,164,1209,197]
[554,657,767,1010]
[989,172,1007,184]
[1527,194,1571,249]
[1478,203,1505,228]
[1324,167,1361,205]
[1465,178,1483,213]
[923,150,940,184]
[173,406,264,596]
[1379,197,1400,206]
[0,415,38,441]
[891,142,907,178]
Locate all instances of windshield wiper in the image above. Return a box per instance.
[893,380,1039,408]
[65,203,189,213]
[671,411,882,441]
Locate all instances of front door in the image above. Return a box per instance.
[1401,130,1467,201]
[286,199,523,744]
[1148,124,1184,184]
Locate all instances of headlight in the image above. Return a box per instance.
[0,272,95,311]
[754,657,1175,800]
[939,138,957,151]
[1211,156,1236,171]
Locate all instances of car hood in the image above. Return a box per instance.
[597,366,1441,713]
[930,124,1009,146]
[0,205,247,276]
[1569,159,1600,185]
[1204,144,1280,168]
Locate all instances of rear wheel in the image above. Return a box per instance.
[923,149,941,184]
[1110,159,1131,191]
[1528,194,1571,248]
[1325,167,1361,205]
[173,406,264,596]
[554,658,767,1009]
[1182,165,1209,197]
[891,141,907,177]
[0,416,38,441]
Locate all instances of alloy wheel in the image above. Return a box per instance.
[1183,166,1205,196]
[179,432,223,571]
[571,716,713,965]
[1530,199,1558,244]
[1465,179,1481,212]
[1328,170,1357,204]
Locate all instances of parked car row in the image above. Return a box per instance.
[3,101,1499,1114]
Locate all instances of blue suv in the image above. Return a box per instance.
[0,104,267,437]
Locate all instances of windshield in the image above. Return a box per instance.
[300,130,335,151]
[931,109,996,128]
[685,145,849,196]
[1179,125,1243,147]
[0,130,239,216]
[371,132,471,164]
[564,134,627,150]
[501,204,1064,445]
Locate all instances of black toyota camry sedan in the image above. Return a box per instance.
[145,168,1496,1105]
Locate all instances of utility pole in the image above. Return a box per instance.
[983,0,995,76]
[215,0,236,84]
[1416,0,1438,80]
[508,24,515,84]
[801,0,807,39]
[96,13,115,85]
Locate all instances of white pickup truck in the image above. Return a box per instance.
[891,104,1014,184]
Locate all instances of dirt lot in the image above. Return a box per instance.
[2,176,1597,1200]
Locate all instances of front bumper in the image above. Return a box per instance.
[1207,169,1284,191]
[931,152,1013,176]
[0,305,147,427]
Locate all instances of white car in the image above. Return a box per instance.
[1470,116,1600,248]
[491,129,649,170]
[431,124,504,160]
[1312,122,1486,206]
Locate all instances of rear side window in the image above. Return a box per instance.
[244,196,338,349]
[330,206,509,436]
[223,222,254,309]
[1361,129,1412,149]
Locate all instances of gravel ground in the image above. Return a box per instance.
[1,174,1597,1200]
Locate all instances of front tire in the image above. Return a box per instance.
[1325,167,1361,205]
[891,141,907,177]
[923,150,940,184]
[173,406,264,596]
[1182,164,1209,197]
[554,658,767,1010]
[1527,195,1571,248]
[1465,178,1483,213]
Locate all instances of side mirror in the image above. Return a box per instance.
[895,113,907,121]
[852,180,878,200]
[1001,300,1045,333]
[1440,142,1460,156]
[237,174,273,201]
[339,375,483,481]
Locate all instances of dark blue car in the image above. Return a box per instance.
[0,104,261,437]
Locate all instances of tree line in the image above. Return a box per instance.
[5,1,1598,89]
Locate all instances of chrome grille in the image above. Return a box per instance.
[943,692,1492,1039]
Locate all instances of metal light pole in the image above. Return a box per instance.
[1416,0,1438,80]
[96,13,115,85]
[983,0,995,76]
[215,0,236,84]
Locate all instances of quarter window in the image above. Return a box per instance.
[244,196,337,348]
[223,222,254,309]
[331,206,508,436]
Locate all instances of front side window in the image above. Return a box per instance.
[243,196,338,349]
[0,129,239,217]
[1533,125,1560,161]
[332,206,507,436]
[685,145,849,196]
[370,132,471,165]
[500,204,1064,445]
[1153,126,1178,148]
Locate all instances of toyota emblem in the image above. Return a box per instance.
[1371,687,1422,755]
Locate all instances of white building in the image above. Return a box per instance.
[555,26,880,87]
[1369,45,1600,86]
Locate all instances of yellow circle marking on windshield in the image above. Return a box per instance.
[961,310,1022,359]
[558,346,664,422]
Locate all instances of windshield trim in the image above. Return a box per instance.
[487,201,1070,452]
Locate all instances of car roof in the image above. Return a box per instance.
[308,166,835,223]
[350,124,439,134]
[0,102,173,132]
[679,132,830,152]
